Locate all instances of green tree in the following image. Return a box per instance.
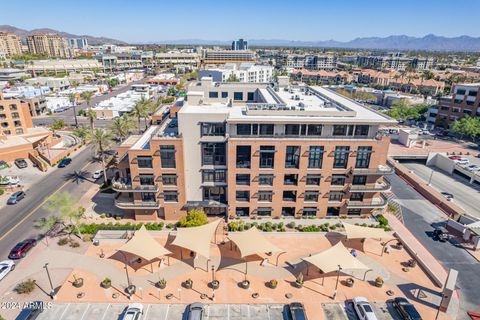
[451,116,480,140]
[44,192,85,238]
[86,128,114,183]
[80,91,95,110]
[109,115,136,141]
[68,93,79,128]
[226,74,240,82]
[85,109,97,132]
[50,119,65,136]
[179,209,208,228]
[72,126,89,144]
[131,97,149,132]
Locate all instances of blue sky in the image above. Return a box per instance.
[2,0,479,43]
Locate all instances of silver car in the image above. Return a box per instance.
[353,297,378,320]
[187,302,205,320]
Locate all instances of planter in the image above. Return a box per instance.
[375,280,384,288]
[396,242,403,250]
[125,285,136,295]
[346,278,354,288]
[184,280,193,289]
[101,280,111,289]
[402,267,410,272]
[295,281,303,288]
[252,292,259,299]
[408,259,417,268]
[156,281,167,289]
[76,292,85,299]
[210,280,220,290]
[239,280,250,289]
[73,278,84,288]
[268,280,278,289]
[166,293,173,300]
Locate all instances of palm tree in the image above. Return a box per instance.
[68,93,79,128]
[109,115,136,142]
[131,97,148,133]
[86,128,114,183]
[72,126,89,144]
[85,109,97,132]
[50,119,65,137]
[80,91,94,110]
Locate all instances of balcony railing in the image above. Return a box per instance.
[346,193,388,208]
[352,166,394,175]
[112,178,158,192]
[229,133,382,140]
[349,180,391,192]
[114,199,160,209]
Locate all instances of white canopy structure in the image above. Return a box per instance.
[228,227,283,258]
[342,222,395,240]
[171,219,221,259]
[302,242,369,274]
[118,225,171,262]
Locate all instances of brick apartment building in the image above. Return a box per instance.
[435,83,480,126]
[114,77,395,221]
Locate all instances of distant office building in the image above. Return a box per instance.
[356,53,435,71]
[68,38,88,49]
[26,34,69,57]
[436,83,480,126]
[202,50,256,65]
[232,38,248,50]
[0,32,22,57]
[199,63,274,83]
[286,55,337,70]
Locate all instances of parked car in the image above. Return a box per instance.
[393,297,422,320]
[15,302,44,320]
[454,158,469,165]
[287,302,308,320]
[0,260,15,281]
[92,170,102,180]
[7,191,25,205]
[433,226,449,242]
[352,297,378,320]
[187,302,205,320]
[58,158,72,168]
[465,165,480,172]
[14,158,28,169]
[168,119,178,128]
[0,160,8,169]
[120,303,143,320]
[0,176,20,186]
[8,239,37,259]
[440,192,454,201]
[448,155,461,160]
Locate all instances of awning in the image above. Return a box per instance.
[342,222,395,239]
[184,200,228,208]
[171,219,221,259]
[302,242,369,273]
[228,227,283,258]
[118,225,171,261]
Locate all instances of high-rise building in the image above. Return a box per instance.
[435,83,480,126]
[114,77,395,220]
[67,38,88,49]
[0,32,22,57]
[26,34,69,57]
[0,92,34,136]
[232,38,248,50]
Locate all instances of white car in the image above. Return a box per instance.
[121,303,143,320]
[465,165,480,172]
[352,296,378,320]
[92,170,102,180]
[0,260,15,281]
[455,158,469,165]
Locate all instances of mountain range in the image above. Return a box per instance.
[0,25,126,45]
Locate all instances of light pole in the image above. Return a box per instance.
[211,265,215,283]
[43,263,55,299]
[333,265,342,300]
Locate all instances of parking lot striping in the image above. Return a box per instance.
[164,304,170,320]
[79,303,90,320]
[143,304,151,319]
[58,303,71,319]
[100,303,111,320]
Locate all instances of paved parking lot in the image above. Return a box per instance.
[322,301,402,320]
[34,303,287,320]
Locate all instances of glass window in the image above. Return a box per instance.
[356,146,372,168]
[258,191,273,202]
[236,145,251,168]
[304,191,319,202]
[331,174,346,186]
[283,190,297,201]
[260,146,275,169]
[284,174,298,185]
[163,191,178,202]
[354,125,369,136]
[162,174,177,186]
[201,122,225,136]
[333,125,354,136]
[236,124,251,135]
[352,175,367,185]
[139,174,154,185]
[306,174,321,186]
[259,124,274,135]
[302,207,317,217]
[333,146,350,169]
[347,209,362,215]
[160,145,176,168]
[257,207,272,216]
[468,91,478,97]
[202,170,226,183]
[350,192,364,201]
[236,174,250,186]
[9,104,17,111]
[308,146,324,168]
[201,143,226,166]
[236,191,250,202]
[307,124,322,136]
[456,89,466,95]
[327,207,340,216]
[141,192,156,202]
[137,156,153,168]
[328,191,344,202]
[234,92,243,100]
[236,207,249,216]
[282,207,295,216]
[221,92,228,98]
[285,146,300,168]
[258,174,274,186]
[209,91,219,98]
[247,92,254,101]
[285,124,304,136]
[203,186,227,203]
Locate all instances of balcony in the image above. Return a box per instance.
[346,193,388,209]
[352,165,394,175]
[349,180,391,192]
[112,178,159,192]
[115,199,160,209]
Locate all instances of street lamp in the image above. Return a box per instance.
[211,265,215,283]
[333,265,342,300]
[43,263,55,299]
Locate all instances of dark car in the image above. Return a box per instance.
[7,191,25,205]
[168,119,178,128]
[441,192,454,201]
[287,302,308,320]
[15,301,45,320]
[8,239,37,259]
[433,226,449,242]
[58,158,72,168]
[393,297,422,320]
[186,302,204,320]
[14,159,28,169]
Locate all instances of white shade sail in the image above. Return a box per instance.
[228,227,283,258]
[171,219,221,259]
[118,225,171,261]
[342,222,395,240]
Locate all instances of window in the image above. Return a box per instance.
[350,192,364,201]
[283,191,297,202]
[139,174,154,185]
[203,186,227,203]
[141,192,156,202]
[201,122,225,136]
[285,124,301,136]
[236,191,250,202]
[331,174,346,186]
[282,207,295,216]
[284,174,298,185]
[285,146,300,168]
[328,191,344,202]
[260,146,275,168]
[355,146,372,168]
[11,112,19,119]
[454,99,462,104]
[327,207,340,216]
[352,175,367,185]
[302,207,317,217]
[137,156,153,169]
[209,91,219,98]
[221,92,228,98]
[9,104,17,111]
[160,145,176,168]
[464,109,472,115]
[236,174,250,186]
[440,106,449,111]
[354,125,369,136]
[333,146,350,169]
[162,174,177,186]
[333,125,354,136]
[163,191,178,202]
[257,207,272,216]
[259,124,274,135]
[304,191,319,202]
[236,145,251,168]
[237,124,251,135]
[307,124,322,136]
[247,92,254,101]
[308,146,324,168]
[234,92,243,100]
[201,143,226,166]
[468,91,478,97]
[347,209,362,215]
[202,170,226,183]
[15,128,23,134]
[466,101,474,106]
[306,174,321,186]
[258,174,274,186]
[236,207,249,216]
[456,89,466,95]
[258,191,273,202]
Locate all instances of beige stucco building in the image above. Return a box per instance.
[0,32,22,57]
[27,34,69,58]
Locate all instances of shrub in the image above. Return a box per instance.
[301,225,320,232]
[166,223,174,229]
[329,225,337,230]
[377,214,389,226]
[14,279,36,294]
[58,238,69,246]
[179,209,208,228]
[286,221,296,229]
[0,188,4,196]
[69,241,80,248]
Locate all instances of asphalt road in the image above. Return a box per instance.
[0,146,102,260]
[389,173,480,318]
[400,160,480,218]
